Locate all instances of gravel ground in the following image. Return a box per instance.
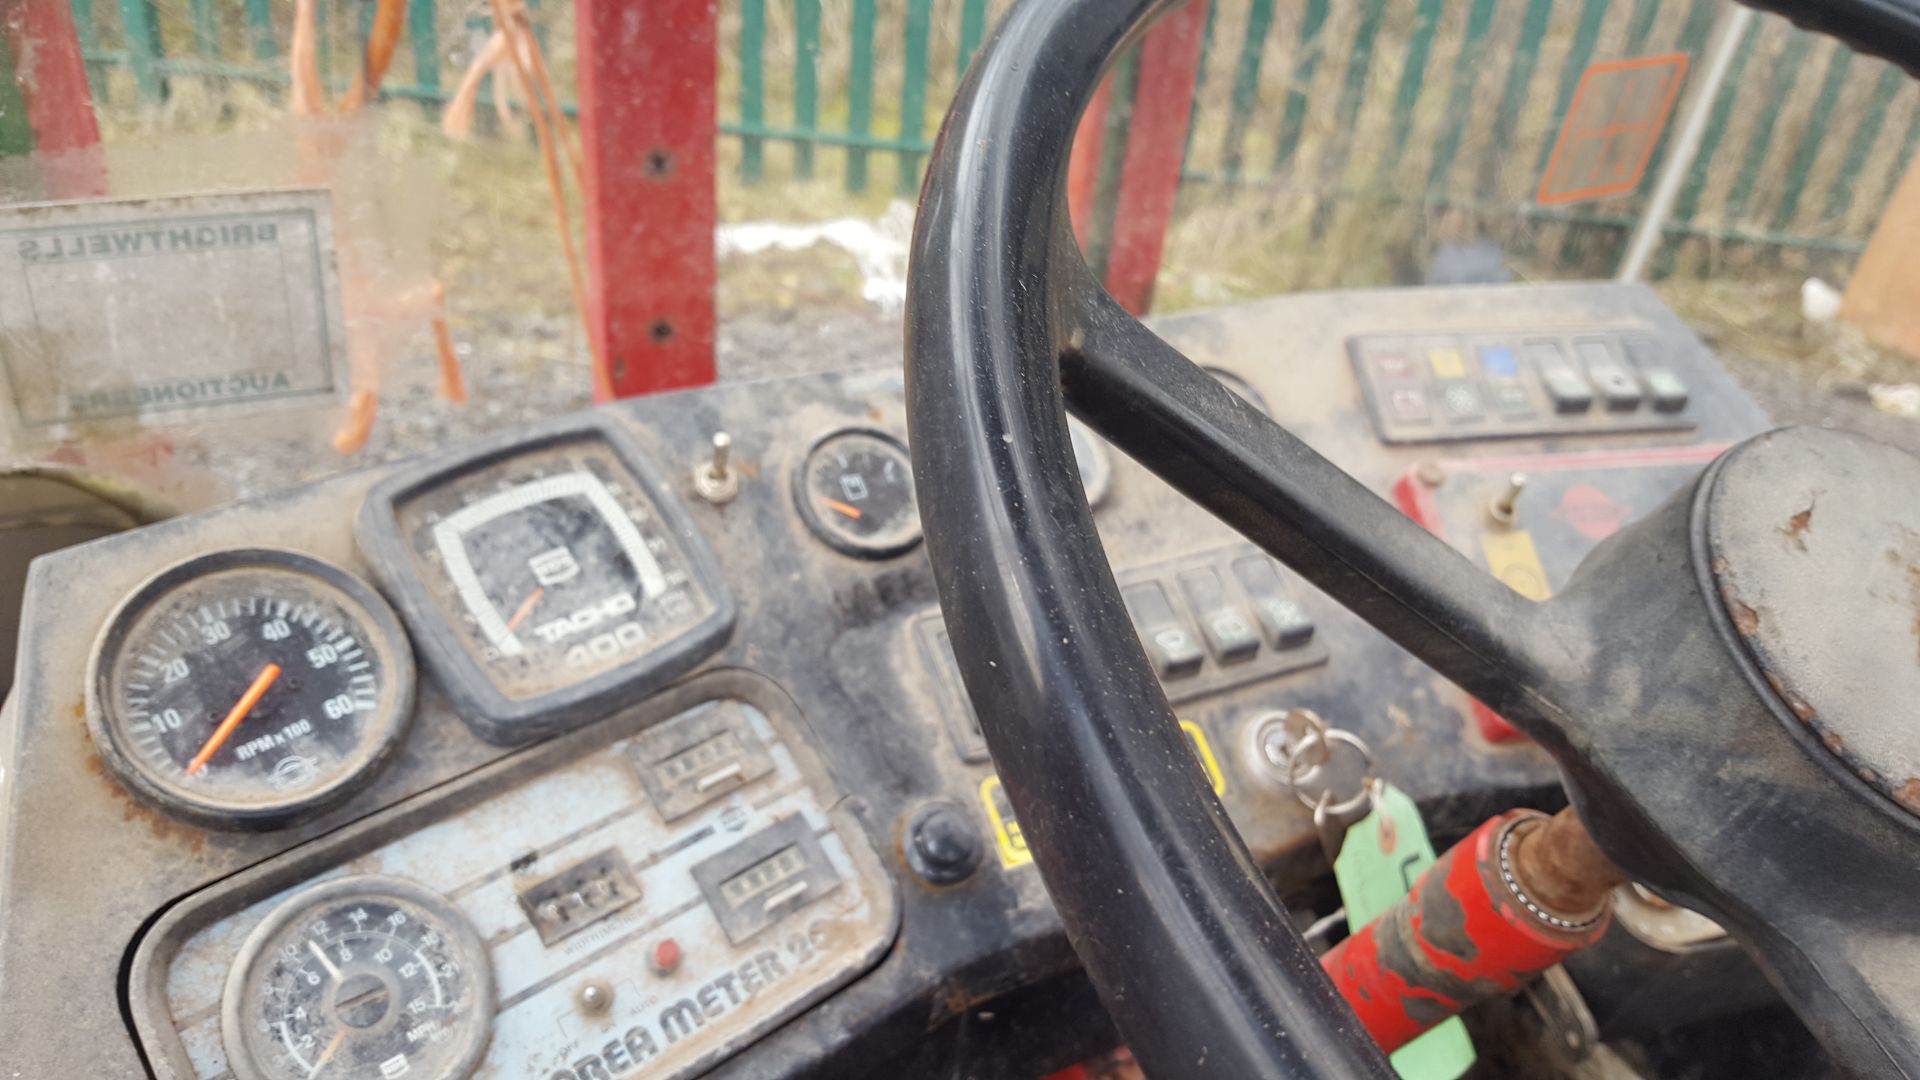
[194,307,906,502]
[1715,350,1920,456]
[184,300,1919,503]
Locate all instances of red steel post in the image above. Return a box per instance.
[574,0,718,399]
[1102,0,1207,315]
[1065,78,1114,251]
[3,0,108,197]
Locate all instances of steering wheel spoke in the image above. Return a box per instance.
[1062,288,1580,746]
[908,0,1920,1076]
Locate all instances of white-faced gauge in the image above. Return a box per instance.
[358,417,734,745]
[222,876,492,1080]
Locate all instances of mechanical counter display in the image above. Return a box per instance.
[85,549,414,830]
[358,416,735,744]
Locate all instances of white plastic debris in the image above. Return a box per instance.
[716,201,915,314]
[1801,277,1843,323]
[1868,383,1920,418]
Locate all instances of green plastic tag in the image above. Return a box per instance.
[1332,782,1477,1080]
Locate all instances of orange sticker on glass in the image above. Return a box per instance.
[1537,54,1689,206]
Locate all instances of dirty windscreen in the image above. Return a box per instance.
[0,0,1915,500]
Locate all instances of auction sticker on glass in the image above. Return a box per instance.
[358,416,735,745]
[0,190,347,434]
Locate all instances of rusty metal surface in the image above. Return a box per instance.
[0,282,1769,1078]
[1704,427,1920,817]
[1322,811,1614,1055]
[1509,807,1628,921]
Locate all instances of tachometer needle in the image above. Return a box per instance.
[504,586,545,631]
[820,497,863,520]
[185,663,282,775]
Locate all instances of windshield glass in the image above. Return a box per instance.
[1,0,1914,502]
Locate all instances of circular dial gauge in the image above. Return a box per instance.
[223,876,493,1080]
[87,550,412,830]
[1205,367,1270,416]
[396,439,716,702]
[795,429,922,558]
[1068,417,1112,508]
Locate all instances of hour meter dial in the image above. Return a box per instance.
[222,875,492,1080]
[796,429,922,558]
[1206,367,1270,416]
[1068,417,1112,508]
[86,550,413,831]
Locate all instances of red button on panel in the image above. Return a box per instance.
[651,938,683,975]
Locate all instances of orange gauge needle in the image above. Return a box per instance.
[820,497,863,520]
[505,586,545,631]
[312,1029,348,1073]
[186,663,282,775]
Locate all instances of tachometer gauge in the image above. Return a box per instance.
[222,875,492,1080]
[796,428,922,558]
[359,417,734,745]
[1068,417,1112,508]
[1206,367,1270,416]
[86,549,413,831]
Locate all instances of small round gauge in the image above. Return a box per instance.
[1205,367,1270,416]
[795,429,922,558]
[86,549,413,831]
[1068,417,1112,508]
[222,875,493,1080]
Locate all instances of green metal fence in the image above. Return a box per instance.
[62,0,1920,273]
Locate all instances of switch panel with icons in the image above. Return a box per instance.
[1350,332,1697,444]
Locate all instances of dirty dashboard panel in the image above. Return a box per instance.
[0,283,1770,1079]
[132,676,893,1080]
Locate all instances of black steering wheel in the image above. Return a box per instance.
[904,1,1920,1076]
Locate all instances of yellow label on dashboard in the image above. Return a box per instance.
[979,775,1032,868]
[1481,529,1552,601]
[1180,720,1227,796]
[979,725,1222,871]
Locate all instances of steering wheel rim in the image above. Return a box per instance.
[905,0,1920,1075]
[905,2,1398,1074]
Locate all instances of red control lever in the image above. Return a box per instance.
[1323,806,1626,1053]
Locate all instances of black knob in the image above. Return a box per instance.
[906,802,982,886]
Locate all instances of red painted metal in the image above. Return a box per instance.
[574,0,718,399]
[1102,0,1208,315]
[1393,443,1731,743]
[3,0,107,197]
[1323,811,1612,1053]
[1065,79,1113,251]
[1064,2,1206,312]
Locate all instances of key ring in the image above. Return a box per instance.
[1252,708,1335,787]
[1286,727,1374,813]
[1315,777,1385,864]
